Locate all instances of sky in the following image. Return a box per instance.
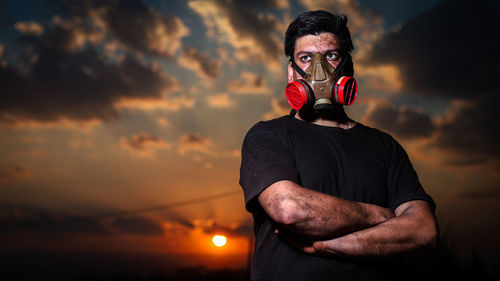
[1,0,499,277]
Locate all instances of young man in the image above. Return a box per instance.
[239,10,438,281]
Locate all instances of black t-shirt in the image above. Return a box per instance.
[239,115,435,281]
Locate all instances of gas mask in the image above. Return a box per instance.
[285,52,358,111]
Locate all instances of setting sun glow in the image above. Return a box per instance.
[212,235,227,247]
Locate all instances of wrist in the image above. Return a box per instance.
[313,235,359,256]
[361,203,394,226]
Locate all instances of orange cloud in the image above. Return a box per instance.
[178,133,216,156]
[1,49,177,125]
[14,21,44,36]
[121,133,172,158]
[356,64,403,92]
[69,137,94,149]
[157,117,171,127]
[0,118,102,131]
[188,0,284,71]
[263,98,290,120]
[160,217,251,256]
[49,15,106,52]
[115,96,195,112]
[1,1,189,127]
[224,149,241,158]
[178,47,220,79]
[206,93,236,108]
[143,17,189,58]
[90,0,189,58]
[0,165,30,182]
[226,71,271,94]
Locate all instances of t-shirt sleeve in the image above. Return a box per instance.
[239,121,299,213]
[386,138,436,212]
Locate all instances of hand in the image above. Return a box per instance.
[311,239,344,256]
[276,227,347,256]
[359,203,395,225]
[274,227,318,254]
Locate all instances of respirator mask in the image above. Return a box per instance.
[285,52,358,111]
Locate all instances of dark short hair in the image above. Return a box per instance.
[284,10,354,59]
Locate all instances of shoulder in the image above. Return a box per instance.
[356,123,400,145]
[354,123,406,161]
[245,115,294,138]
[242,116,296,153]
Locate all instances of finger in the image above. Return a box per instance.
[313,240,339,255]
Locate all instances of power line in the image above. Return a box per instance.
[96,190,242,218]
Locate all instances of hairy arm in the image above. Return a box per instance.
[258,180,394,239]
[309,200,438,257]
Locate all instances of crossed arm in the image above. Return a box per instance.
[258,180,438,257]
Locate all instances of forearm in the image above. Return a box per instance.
[312,200,438,257]
[259,180,394,239]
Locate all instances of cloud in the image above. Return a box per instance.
[0,0,188,126]
[47,0,189,57]
[14,21,44,36]
[114,95,195,111]
[188,0,284,71]
[356,64,403,92]
[0,50,177,124]
[177,133,215,156]
[263,98,290,120]
[429,94,500,166]
[42,14,106,53]
[0,165,30,182]
[166,217,253,239]
[178,47,220,79]
[359,0,500,168]
[224,149,241,158]
[109,216,164,236]
[101,0,189,58]
[361,0,500,99]
[299,0,385,56]
[69,137,94,149]
[0,204,166,237]
[201,220,253,238]
[206,93,236,108]
[157,117,171,127]
[120,133,172,158]
[363,102,434,140]
[226,71,271,94]
[0,204,107,235]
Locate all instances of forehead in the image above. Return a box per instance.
[294,32,340,55]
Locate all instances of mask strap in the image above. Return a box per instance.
[289,109,297,116]
[290,53,350,79]
[333,53,349,76]
[289,59,309,79]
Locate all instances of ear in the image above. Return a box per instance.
[287,61,294,83]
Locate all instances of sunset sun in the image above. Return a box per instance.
[212,235,227,247]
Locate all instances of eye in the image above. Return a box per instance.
[325,52,339,61]
[300,55,311,63]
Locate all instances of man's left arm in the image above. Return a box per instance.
[292,200,438,257]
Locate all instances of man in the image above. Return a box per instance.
[239,10,438,281]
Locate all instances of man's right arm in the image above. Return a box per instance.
[258,180,394,239]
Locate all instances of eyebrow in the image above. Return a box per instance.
[295,48,340,57]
